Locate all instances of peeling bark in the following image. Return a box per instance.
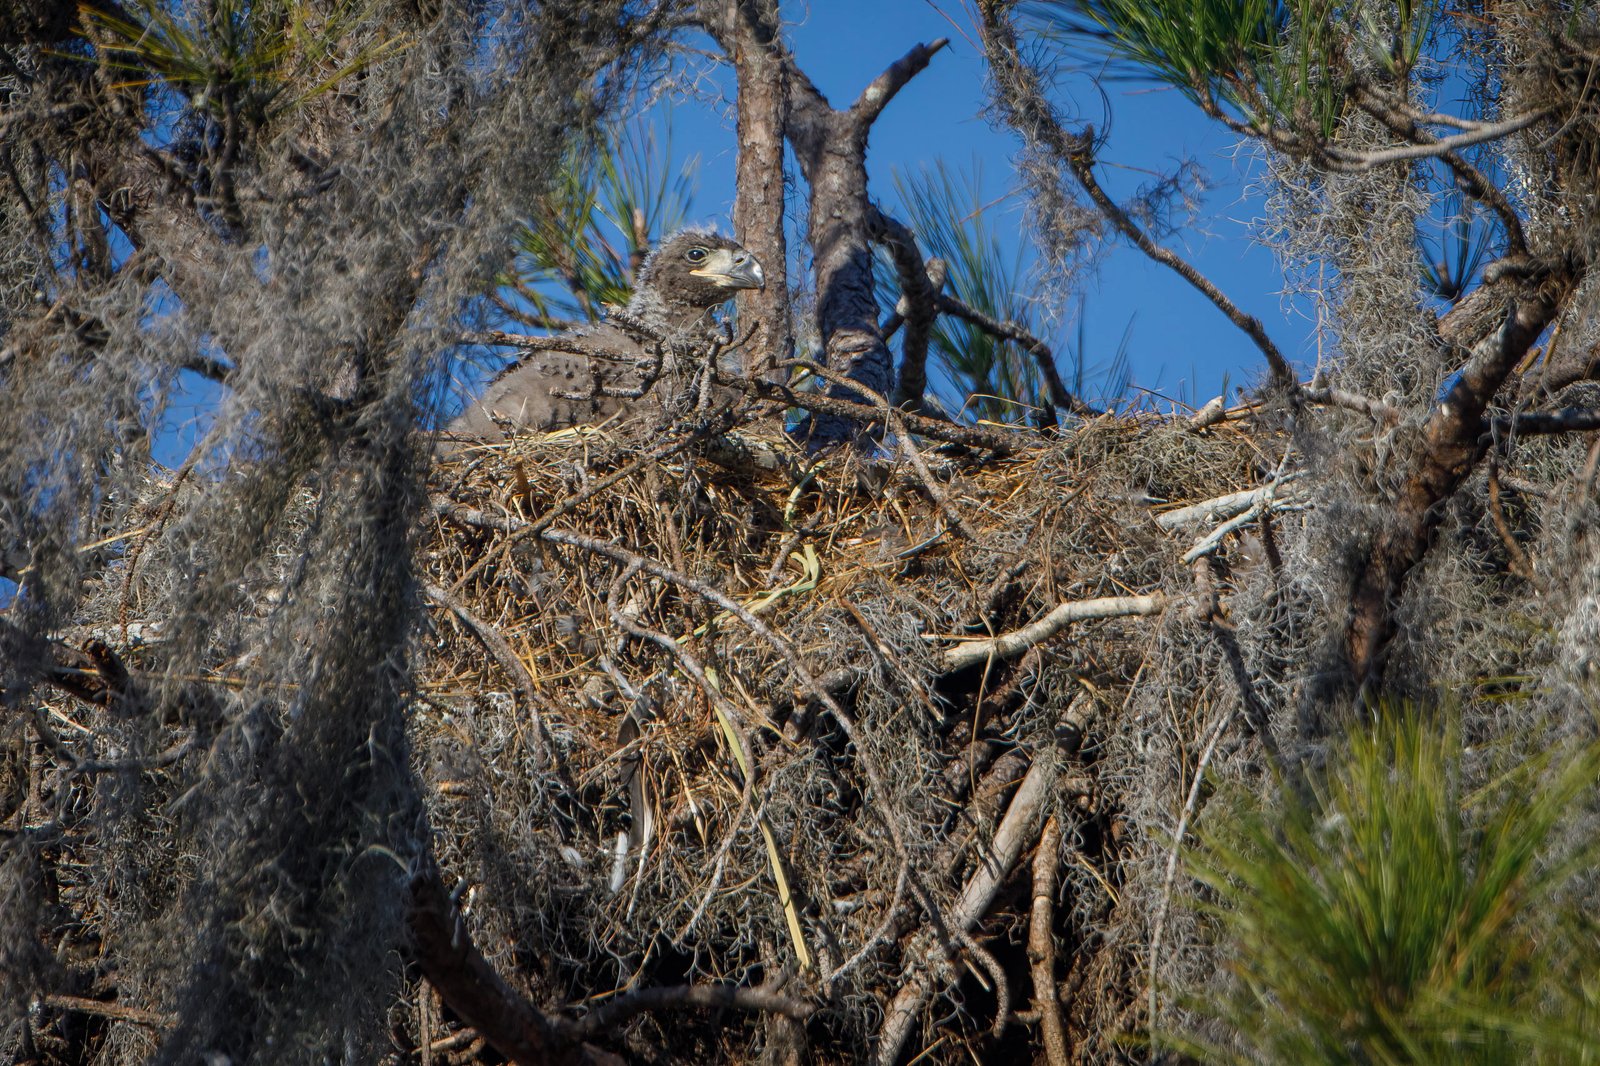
[708,0,793,380]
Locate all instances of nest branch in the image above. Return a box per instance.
[423,582,552,765]
[939,595,1169,672]
[876,753,1062,1066]
[719,364,1023,453]
[1028,815,1070,1066]
[565,982,815,1039]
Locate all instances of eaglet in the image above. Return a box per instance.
[450,230,764,440]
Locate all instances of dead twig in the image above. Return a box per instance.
[422,582,551,766]
[1487,460,1537,582]
[38,994,174,1029]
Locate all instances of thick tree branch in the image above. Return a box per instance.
[1342,282,1572,695]
[1494,407,1600,435]
[408,865,623,1066]
[849,38,949,125]
[39,994,175,1030]
[709,19,947,446]
[1302,385,1402,425]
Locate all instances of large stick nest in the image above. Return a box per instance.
[17,384,1589,1063]
[409,407,1275,1063]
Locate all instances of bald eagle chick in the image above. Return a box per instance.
[449,230,764,439]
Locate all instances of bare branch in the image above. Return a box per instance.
[1302,385,1403,424]
[935,292,1102,419]
[1179,484,1307,565]
[1155,475,1305,531]
[939,594,1168,672]
[1063,135,1295,392]
[719,364,1025,453]
[850,39,950,126]
[1323,107,1553,170]
[567,983,814,1039]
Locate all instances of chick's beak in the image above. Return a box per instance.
[695,247,766,291]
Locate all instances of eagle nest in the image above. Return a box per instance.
[11,375,1593,1065]
[412,403,1284,1063]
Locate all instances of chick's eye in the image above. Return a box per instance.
[685,247,708,263]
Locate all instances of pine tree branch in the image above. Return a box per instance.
[850,38,949,125]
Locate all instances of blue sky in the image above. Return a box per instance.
[658,1,1318,408]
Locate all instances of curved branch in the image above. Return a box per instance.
[935,291,1101,419]
[975,3,1294,393]
[939,594,1168,672]
[1063,138,1294,391]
